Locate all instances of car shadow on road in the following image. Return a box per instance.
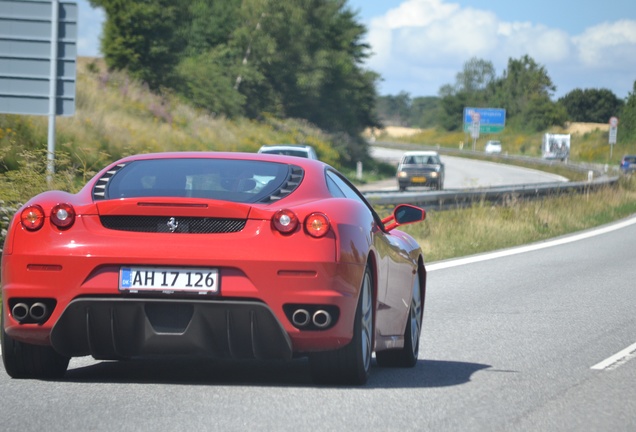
[367,359,491,389]
[62,357,490,388]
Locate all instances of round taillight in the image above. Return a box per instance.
[20,205,45,231]
[273,209,299,234]
[50,203,75,229]
[305,213,330,238]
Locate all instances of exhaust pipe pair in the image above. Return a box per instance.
[291,308,332,329]
[11,302,48,323]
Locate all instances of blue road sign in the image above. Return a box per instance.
[463,107,506,134]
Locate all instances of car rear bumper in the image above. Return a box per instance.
[2,254,364,356]
[49,298,294,360]
[398,177,440,188]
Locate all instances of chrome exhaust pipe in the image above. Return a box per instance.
[312,310,332,329]
[12,303,30,322]
[291,309,310,327]
[29,302,48,322]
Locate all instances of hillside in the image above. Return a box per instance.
[0,58,344,177]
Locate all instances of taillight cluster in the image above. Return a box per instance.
[272,209,330,238]
[20,203,76,231]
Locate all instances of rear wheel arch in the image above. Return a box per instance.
[365,254,379,340]
[375,255,426,368]
[418,255,427,315]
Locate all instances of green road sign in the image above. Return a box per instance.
[463,124,505,133]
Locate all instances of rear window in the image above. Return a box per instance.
[401,154,440,165]
[99,158,302,203]
[625,156,636,163]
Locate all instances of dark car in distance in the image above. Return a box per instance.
[620,155,636,174]
[396,151,445,191]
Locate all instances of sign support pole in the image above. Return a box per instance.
[47,0,59,183]
[608,116,618,162]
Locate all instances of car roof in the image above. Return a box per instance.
[112,151,322,165]
[402,151,439,156]
[259,144,314,150]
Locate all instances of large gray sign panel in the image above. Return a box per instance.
[0,0,77,116]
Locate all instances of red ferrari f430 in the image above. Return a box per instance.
[2,152,427,385]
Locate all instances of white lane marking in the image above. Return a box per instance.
[427,215,636,272]
[591,342,636,370]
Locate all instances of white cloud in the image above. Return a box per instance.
[364,0,636,97]
[573,20,636,68]
[497,24,572,63]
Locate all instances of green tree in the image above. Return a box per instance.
[619,81,636,144]
[559,88,624,123]
[437,58,495,131]
[175,48,245,117]
[409,97,440,128]
[438,86,468,131]
[232,0,379,137]
[492,55,565,131]
[455,57,496,95]
[179,0,241,57]
[495,55,555,117]
[522,95,568,131]
[376,92,412,126]
[88,0,185,89]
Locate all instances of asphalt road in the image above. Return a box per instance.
[360,147,567,191]
[2,216,635,431]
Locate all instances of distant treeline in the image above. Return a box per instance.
[377,56,636,143]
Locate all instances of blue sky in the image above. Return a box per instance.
[77,0,636,100]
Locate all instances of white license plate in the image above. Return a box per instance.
[119,267,219,294]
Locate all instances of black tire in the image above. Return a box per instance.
[376,270,422,368]
[310,266,374,385]
[1,312,69,379]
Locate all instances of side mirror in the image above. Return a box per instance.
[382,204,426,231]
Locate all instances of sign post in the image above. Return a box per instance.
[608,116,618,159]
[470,112,480,150]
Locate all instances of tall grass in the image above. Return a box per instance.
[393,175,636,262]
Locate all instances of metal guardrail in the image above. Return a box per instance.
[363,176,619,208]
[363,141,620,208]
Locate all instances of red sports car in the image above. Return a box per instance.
[1,152,427,385]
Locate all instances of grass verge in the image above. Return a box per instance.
[389,175,636,262]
